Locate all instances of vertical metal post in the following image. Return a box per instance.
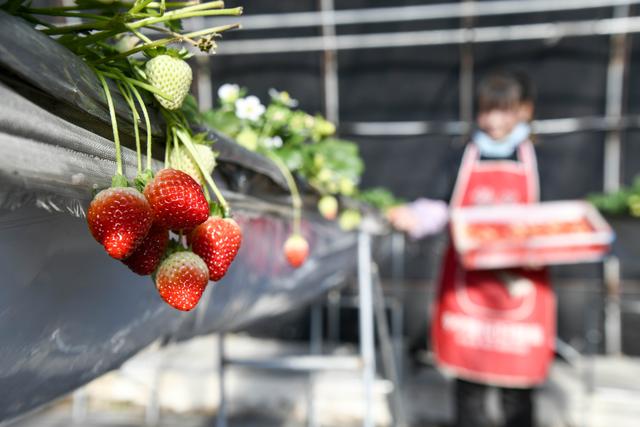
[390,232,406,383]
[216,333,228,427]
[459,0,475,139]
[604,256,622,354]
[372,266,408,427]
[390,232,406,284]
[358,230,375,427]
[603,4,630,355]
[307,303,323,427]
[71,388,88,425]
[144,373,161,426]
[319,0,340,124]
[196,55,214,112]
[327,289,341,343]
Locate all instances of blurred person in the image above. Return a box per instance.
[388,71,553,427]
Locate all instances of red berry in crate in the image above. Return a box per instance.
[144,169,209,230]
[155,251,209,311]
[190,216,242,281]
[87,187,153,260]
[283,234,309,268]
[122,224,169,275]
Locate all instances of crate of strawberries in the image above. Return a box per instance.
[450,201,615,270]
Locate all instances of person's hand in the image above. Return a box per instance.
[387,205,419,233]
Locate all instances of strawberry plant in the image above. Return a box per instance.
[588,176,640,217]
[200,86,364,200]
[2,0,245,310]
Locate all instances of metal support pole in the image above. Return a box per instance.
[460,0,475,140]
[604,256,622,354]
[319,0,340,124]
[71,388,88,425]
[307,303,323,427]
[391,298,405,386]
[602,4,630,355]
[216,333,228,427]
[372,265,408,427]
[358,231,375,427]
[144,373,161,426]
[604,5,630,193]
[196,55,213,112]
[390,232,406,283]
[327,289,341,343]
[390,232,406,383]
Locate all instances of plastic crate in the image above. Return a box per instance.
[451,201,614,270]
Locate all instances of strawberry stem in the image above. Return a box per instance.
[165,125,173,167]
[265,151,303,235]
[127,83,154,171]
[93,23,240,64]
[128,0,154,15]
[26,1,198,13]
[96,70,123,177]
[117,81,143,175]
[176,128,230,216]
[27,10,113,20]
[98,70,172,101]
[129,27,153,44]
[130,0,226,26]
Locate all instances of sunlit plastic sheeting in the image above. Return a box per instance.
[0,13,290,194]
[0,11,163,140]
[0,81,157,213]
[0,66,358,424]
[0,198,356,422]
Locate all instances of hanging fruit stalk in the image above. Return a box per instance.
[265,152,309,268]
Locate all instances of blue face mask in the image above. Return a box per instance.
[472,122,531,158]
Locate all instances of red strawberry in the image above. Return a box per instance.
[122,224,169,275]
[155,251,209,311]
[190,216,242,281]
[144,169,209,230]
[283,234,309,268]
[87,187,153,260]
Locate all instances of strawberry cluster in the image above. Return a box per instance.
[87,169,242,312]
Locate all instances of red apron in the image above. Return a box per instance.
[432,141,555,387]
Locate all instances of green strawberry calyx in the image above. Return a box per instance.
[134,169,155,192]
[111,174,129,188]
[209,201,228,218]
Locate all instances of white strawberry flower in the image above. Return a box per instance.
[235,96,266,122]
[263,136,283,149]
[218,83,240,104]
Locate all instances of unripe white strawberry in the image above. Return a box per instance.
[318,195,338,220]
[145,55,192,110]
[170,144,216,186]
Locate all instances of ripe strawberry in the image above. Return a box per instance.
[155,251,209,311]
[145,55,192,110]
[190,216,242,281]
[318,195,338,220]
[122,224,169,275]
[283,234,309,268]
[144,169,209,230]
[169,144,216,187]
[87,187,153,260]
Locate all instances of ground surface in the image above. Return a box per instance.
[5,334,640,427]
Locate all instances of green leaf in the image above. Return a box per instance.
[164,18,183,32]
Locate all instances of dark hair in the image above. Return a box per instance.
[477,71,523,112]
